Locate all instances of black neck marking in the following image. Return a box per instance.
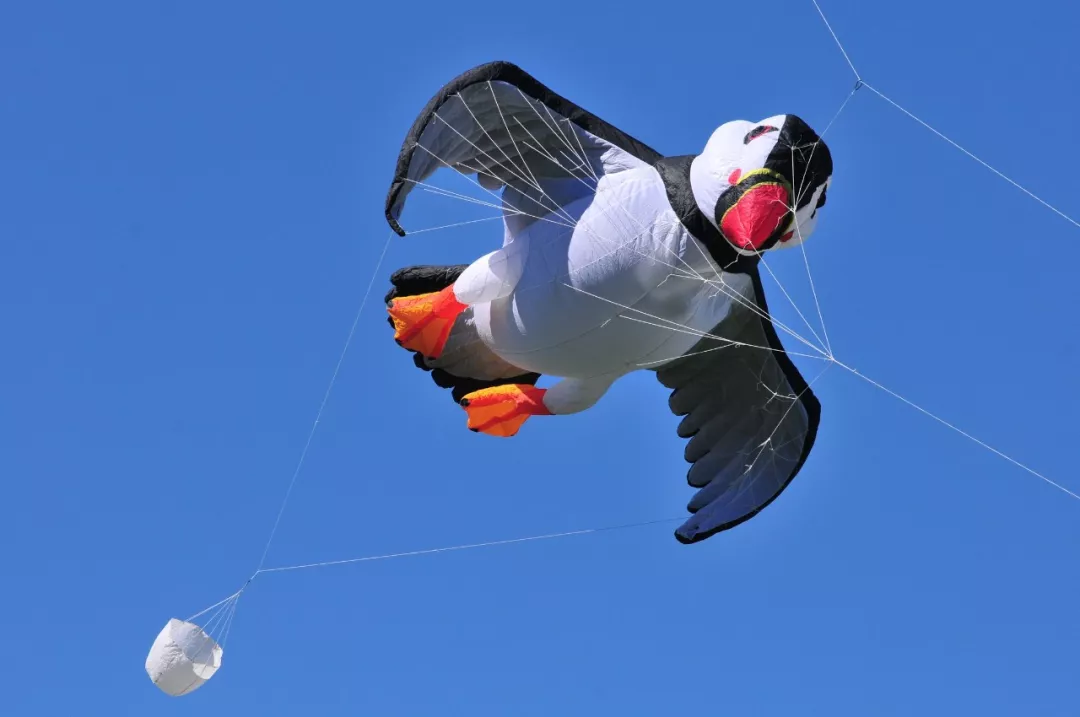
[653,155,760,275]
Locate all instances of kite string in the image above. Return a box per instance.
[254,517,684,576]
[810,1,1079,231]
[252,231,395,576]
[803,3,1080,501]
[829,358,1080,502]
[861,83,1080,229]
[186,590,242,622]
[786,81,863,359]
[182,233,396,628]
[810,0,861,81]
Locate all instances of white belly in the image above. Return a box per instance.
[472,167,741,379]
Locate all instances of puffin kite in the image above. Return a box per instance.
[383,62,832,544]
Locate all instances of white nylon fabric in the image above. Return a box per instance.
[690,117,778,229]
[145,618,223,696]
[471,164,737,379]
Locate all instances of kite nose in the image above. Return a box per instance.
[715,168,793,253]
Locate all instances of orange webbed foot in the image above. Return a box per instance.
[386,285,468,360]
[460,384,551,437]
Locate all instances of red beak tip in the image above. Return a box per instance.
[720,183,791,251]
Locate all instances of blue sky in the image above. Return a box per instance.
[3,0,1079,714]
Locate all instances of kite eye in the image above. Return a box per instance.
[816,185,828,208]
[743,125,778,144]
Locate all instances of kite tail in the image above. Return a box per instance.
[384,264,541,405]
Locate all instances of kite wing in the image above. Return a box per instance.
[384,61,662,236]
[653,271,821,544]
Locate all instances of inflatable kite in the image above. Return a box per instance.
[383,61,833,544]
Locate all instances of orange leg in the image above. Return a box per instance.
[460,384,552,437]
[386,285,468,360]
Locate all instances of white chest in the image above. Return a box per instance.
[473,167,739,378]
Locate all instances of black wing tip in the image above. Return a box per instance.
[387,213,407,237]
[460,59,528,77]
[386,264,470,297]
[673,528,699,545]
[672,506,765,545]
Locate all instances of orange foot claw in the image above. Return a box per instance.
[386,285,468,360]
[460,384,551,437]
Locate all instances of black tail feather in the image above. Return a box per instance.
[383,264,470,305]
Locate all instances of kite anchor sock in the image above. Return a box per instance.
[386,284,467,361]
